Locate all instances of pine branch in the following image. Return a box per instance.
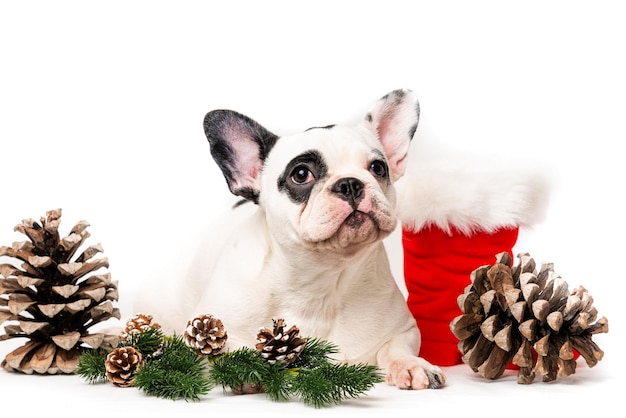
[207,341,383,407]
[132,336,213,401]
[293,363,384,408]
[119,327,164,358]
[262,364,297,402]
[75,326,382,407]
[208,348,270,390]
[75,348,109,383]
[290,337,339,369]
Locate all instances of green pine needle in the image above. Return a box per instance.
[262,364,297,402]
[209,348,270,390]
[75,348,109,384]
[119,327,164,358]
[293,363,384,408]
[76,329,382,407]
[291,338,339,369]
[132,336,213,401]
[208,340,382,407]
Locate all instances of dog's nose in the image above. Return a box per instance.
[331,177,364,206]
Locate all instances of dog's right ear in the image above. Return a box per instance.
[204,110,279,203]
[363,89,419,182]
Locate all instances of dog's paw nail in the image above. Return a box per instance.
[427,369,446,389]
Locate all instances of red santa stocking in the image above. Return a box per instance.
[403,225,519,365]
[395,154,550,366]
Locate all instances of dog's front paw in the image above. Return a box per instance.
[385,357,446,390]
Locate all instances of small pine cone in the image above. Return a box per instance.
[256,318,307,365]
[450,252,609,384]
[183,314,227,356]
[105,346,143,387]
[120,313,161,339]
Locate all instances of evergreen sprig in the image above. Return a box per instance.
[119,326,164,358]
[75,348,108,383]
[293,363,383,408]
[209,347,269,390]
[262,365,296,402]
[133,336,213,401]
[76,324,383,407]
[290,337,339,369]
[209,338,384,408]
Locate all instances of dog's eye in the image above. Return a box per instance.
[369,160,388,178]
[290,165,315,184]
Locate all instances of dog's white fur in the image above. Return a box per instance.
[135,89,445,389]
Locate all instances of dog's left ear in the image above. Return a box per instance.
[363,89,419,181]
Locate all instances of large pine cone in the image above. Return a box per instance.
[0,209,120,374]
[105,346,143,387]
[256,318,307,365]
[450,252,608,384]
[183,314,227,356]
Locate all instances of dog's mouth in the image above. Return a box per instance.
[305,208,396,253]
[344,210,369,228]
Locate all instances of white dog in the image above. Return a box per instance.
[136,89,445,390]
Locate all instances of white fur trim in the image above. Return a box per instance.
[395,147,551,235]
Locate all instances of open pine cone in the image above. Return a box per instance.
[183,314,227,356]
[256,318,307,365]
[0,209,120,374]
[121,313,161,340]
[450,252,609,383]
[105,346,143,387]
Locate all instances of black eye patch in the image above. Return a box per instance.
[277,150,328,204]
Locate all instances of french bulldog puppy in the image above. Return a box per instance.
[136,89,445,389]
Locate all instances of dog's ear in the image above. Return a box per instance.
[204,110,279,203]
[363,89,419,181]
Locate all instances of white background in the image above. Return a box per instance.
[1,1,624,415]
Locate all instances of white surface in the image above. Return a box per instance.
[0,330,617,417]
[1,1,623,416]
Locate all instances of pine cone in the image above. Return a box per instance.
[105,346,143,387]
[450,252,609,384]
[0,209,121,374]
[121,313,161,339]
[256,318,307,365]
[183,314,227,356]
